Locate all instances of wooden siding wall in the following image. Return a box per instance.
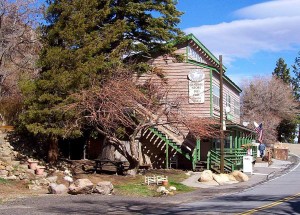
[211,72,241,124]
[151,48,212,118]
[136,44,242,134]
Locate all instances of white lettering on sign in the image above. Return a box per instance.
[188,70,205,103]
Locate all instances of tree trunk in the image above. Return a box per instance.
[48,136,59,164]
[100,142,115,160]
[128,139,139,169]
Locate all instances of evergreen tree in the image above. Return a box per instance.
[292,54,300,100]
[272,58,298,143]
[291,53,300,143]
[272,58,291,83]
[20,0,184,163]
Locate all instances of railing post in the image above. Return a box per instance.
[197,139,201,161]
[207,151,211,170]
[165,141,169,169]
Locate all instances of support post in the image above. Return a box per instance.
[234,130,238,149]
[165,142,169,169]
[197,139,201,161]
[219,55,225,173]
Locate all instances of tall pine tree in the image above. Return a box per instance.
[272,58,291,83]
[273,57,297,143]
[292,53,300,143]
[20,0,184,163]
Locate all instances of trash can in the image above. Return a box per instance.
[243,155,253,174]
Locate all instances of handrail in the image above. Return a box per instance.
[207,147,258,173]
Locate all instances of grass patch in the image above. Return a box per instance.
[0,178,8,184]
[114,170,195,197]
[115,183,157,197]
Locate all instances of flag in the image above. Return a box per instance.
[255,123,263,143]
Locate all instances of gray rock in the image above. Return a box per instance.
[0,156,11,163]
[48,183,68,195]
[6,175,17,180]
[18,173,29,180]
[46,176,58,183]
[36,178,50,186]
[69,178,94,195]
[5,165,14,171]
[126,169,137,176]
[26,169,35,174]
[198,170,213,182]
[93,181,114,195]
[27,184,42,190]
[0,169,8,176]
[156,186,166,193]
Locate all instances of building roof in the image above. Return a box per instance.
[184,34,242,93]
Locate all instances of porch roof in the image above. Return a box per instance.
[226,123,256,134]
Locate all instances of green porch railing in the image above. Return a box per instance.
[207,147,257,173]
[148,127,200,170]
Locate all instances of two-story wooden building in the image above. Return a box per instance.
[138,34,256,171]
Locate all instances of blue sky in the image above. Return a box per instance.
[176,0,300,85]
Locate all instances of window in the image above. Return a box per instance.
[187,45,204,63]
[234,100,240,115]
[226,94,231,110]
[213,85,220,107]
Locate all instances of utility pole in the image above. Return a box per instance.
[219,55,225,173]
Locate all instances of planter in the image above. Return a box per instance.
[35,166,46,175]
[27,159,39,170]
[162,180,168,186]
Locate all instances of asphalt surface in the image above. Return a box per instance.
[0,150,299,214]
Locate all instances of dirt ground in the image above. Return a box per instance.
[0,166,191,202]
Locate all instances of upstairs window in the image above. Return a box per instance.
[213,85,220,107]
[234,100,240,115]
[187,45,204,63]
[226,94,231,110]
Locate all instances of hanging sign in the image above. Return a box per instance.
[188,70,205,103]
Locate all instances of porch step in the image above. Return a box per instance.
[194,161,206,172]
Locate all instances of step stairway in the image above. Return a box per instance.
[140,126,200,170]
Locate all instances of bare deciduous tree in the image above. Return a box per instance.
[0,0,41,124]
[241,76,298,144]
[63,71,219,169]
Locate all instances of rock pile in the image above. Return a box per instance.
[198,170,249,185]
[49,179,114,195]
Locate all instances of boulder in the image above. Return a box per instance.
[219,174,230,182]
[46,176,58,183]
[198,170,213,182]
[6,175,17,180]
[48,183,68,195]
[212,174,224,185]
[126,169,137,176]
[27,184,42,190]
[156,186,166,193]
[5,165,14,171]
[228,174,237,181]
[19,173,29,180]
[93,181,114,195]
[0,169,8,176]
[169,186,176,191]
[69,178,94,195]
[231,171,249,182]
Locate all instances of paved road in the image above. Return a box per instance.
[1,159,300,215]
[1,147,300,214]
[175,156,300,214]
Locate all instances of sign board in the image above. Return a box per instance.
[188,70,205,103]
[243,155,253,174]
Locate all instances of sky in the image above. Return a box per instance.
[176,0,300,86]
